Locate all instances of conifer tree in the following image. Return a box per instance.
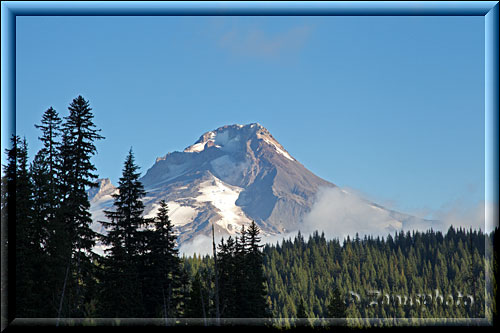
[55,95,103,319]
[215,222,269,320]
[0,136,17,221]
[99,148,145,317]
[34,106,62,188]
[30,107,63,317]
[3,135,56,317]
[142,200,185,320]
[11,137,39,317]
[296,297,307,318]
[185,271,207,321]
[217,236,238,318]
[2,137,17,320]
[33,106,62,241]
[28,151,56,316]
[30,153,51,251]
[245,221,269,318]
[234,225,248,317]
[0,141,13,322]
[327,287,347,322]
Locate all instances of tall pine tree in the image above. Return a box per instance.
[217,236,238,318]
[34,106,62,189]
[31,107,63,317]
[33,106,62,242]
[245,221,269,319]
[98,148,146,317]
[14,137,37,316]
[55,95,103,320]
[142,200,185,321]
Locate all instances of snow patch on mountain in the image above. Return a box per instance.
[183,123,263,155]
[261,136,294,161]
[195,176,251,231]
[144,201,198,226]
[184,131,216,153]
[141,173,253,234]
[184,142,208,153]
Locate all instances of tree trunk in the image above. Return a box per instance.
[56,258,71,327]
[212,224,220,326]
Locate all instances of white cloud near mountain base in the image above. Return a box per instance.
[300,186,492,243]
[300,187,402,241]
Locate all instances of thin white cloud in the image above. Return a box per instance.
[178,233,228,257]
[218,24,313,59]
[429,200,496,233]
[179,234,212,257]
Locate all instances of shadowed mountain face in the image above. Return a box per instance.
[89,123,431,248]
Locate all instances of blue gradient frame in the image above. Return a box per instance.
[1,1,498,328]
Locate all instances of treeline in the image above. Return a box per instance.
[261,228,497,327]
[1,96,268,323]
[185,228,497,327]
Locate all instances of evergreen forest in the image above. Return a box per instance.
[1,96,497,328]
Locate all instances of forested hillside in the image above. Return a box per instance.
[264,228,495,326]
[184,227,497,327]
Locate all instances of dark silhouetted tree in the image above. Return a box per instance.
[55,95,103,320]
[98,148,145,317]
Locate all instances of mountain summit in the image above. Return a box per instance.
[140,123,335,242]
[89,123,428,248]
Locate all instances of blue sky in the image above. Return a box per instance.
[14,15,485,218]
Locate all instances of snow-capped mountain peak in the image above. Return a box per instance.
[89,123,433,252]
[182,123,292,159]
